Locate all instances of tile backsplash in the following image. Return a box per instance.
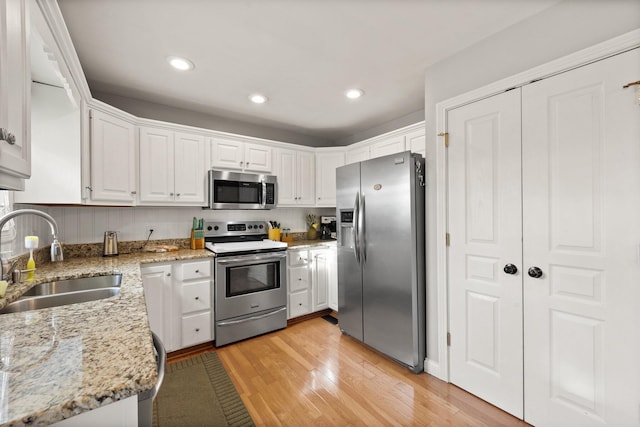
[3,204,335,258]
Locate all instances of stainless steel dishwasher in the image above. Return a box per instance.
[138,332,166,427]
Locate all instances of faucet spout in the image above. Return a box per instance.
[0,209,64,266]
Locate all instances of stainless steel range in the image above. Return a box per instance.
[205,220,288,346]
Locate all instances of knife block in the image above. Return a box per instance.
[190,229,205,249]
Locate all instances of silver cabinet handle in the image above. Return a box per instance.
[169,192,174,196]
[195,296,199,300]
[195,269,199,273]
[195,328,200,332]
[167,273,171,277]
[131,191,137,195]
[176,193,180,197]
[85,185,93,192]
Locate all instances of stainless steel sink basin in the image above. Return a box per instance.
[0,274,122,314]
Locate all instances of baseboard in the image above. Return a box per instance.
[167,342,215,363]
[425,358,447,381]
[287,308,333,326]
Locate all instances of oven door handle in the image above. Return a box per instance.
[216,252,286,267]
[217,306,287,326]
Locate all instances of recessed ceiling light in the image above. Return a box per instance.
[249,94,268,104]
[345,89,364,99]
[167,56,195,71]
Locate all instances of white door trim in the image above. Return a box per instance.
[430,28,640,382]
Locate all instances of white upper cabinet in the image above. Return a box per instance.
[211,136,272,173]
[276,148,315,206]
[174,132,207,204]
[369,135,405,159]
[89,109,136,204]
[0,0,30,189]
[139,126,206,205]
[315,149,344,207]
[345,122,425,165]
[346,145,369,165]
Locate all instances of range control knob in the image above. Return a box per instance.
[207,225,213,231]
[259,224,264,229]
[248,225,253,229]
[213,225,219,231]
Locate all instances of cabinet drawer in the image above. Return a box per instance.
[178,260,211,280]
[289,290,310,319]
[181,311,212,348]
[289,266,309,292]
[181,280,211,314]
[288,250,309,267]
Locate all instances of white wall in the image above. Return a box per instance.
[5,205,334,258]
[423,0,640,367]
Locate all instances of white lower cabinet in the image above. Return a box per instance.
[141,258,213,352]
[287,245,337,319]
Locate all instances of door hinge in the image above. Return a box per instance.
[447,332,451,346]
[446,233,450,246]
[438,132,449,147]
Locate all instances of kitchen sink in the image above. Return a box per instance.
[0,274,122,314]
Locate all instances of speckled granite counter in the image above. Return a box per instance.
[0,249,213,427]
[286,239,337,249]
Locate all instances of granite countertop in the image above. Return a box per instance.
[286,239,337,249]
[0,249,213,427]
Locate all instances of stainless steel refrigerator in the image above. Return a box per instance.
[336,151,426,373]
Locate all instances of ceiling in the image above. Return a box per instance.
[56,0,561,143]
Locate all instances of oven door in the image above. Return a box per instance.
[215,251,287,320]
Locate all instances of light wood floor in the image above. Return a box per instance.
[209,316,528,427]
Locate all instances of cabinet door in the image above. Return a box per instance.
[89,110,136,203]
[244,142,272,172]
[211,137,244,170]
[346,145,369,165]
[311,249,329,311]
[174,132,206,204]
[0,0,30,182]
[289,265,309,293]
[141,264,173,351]
[139,127,174,203]
[276,149,297,205]
[296,151,315,205]
[181,312,212,348]
[289,290,310,319]
[370,135,406,159]
[181,280,211,314]
[315,150,344,206]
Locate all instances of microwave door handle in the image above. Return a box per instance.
[261,181,267,208]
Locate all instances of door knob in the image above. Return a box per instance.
[503,264,518,275]
[528,266,543,278]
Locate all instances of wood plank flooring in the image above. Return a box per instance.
[209,316,528,426]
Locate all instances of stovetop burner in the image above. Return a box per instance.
[204,220,287,254]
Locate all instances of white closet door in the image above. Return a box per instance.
[522,48,640,426]
[448,88,524,418]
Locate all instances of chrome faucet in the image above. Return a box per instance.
[0,209,64,279]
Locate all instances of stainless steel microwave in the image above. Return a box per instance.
[207,170,277,210]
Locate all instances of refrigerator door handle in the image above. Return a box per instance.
[359,193,366,264]
[353,192,361,264]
